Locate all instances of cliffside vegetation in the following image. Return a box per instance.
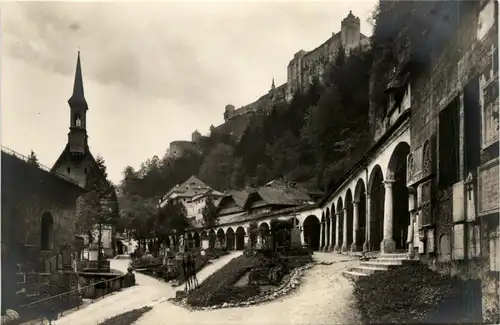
[117,45,374,235]
[120,46,373,192]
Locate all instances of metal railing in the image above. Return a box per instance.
[1,146,79,186]
[17,272,128,311]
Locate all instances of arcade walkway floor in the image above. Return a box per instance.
[56,252,361,325]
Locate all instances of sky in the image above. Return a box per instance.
[1,0,377,185]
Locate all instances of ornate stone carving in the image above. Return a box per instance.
[421,202,432,227]
[407,153,414,185]
[422,140,432,177]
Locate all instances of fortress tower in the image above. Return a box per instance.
[341,11,362,54]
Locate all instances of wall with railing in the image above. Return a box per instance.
[1,146,79,186]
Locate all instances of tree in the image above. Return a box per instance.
[201,197,219,228]
[76,155,118,271]
[26,150,39,167]
[198,143,235,190]
[156,200,189,243]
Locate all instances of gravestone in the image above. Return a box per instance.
[201,239,209,250]
[290,228,301,248]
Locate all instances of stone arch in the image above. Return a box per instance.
[193,232,201,248]
[368,165,385,251]
[216,229,225,248]
[226,227,235,250]
[208,229,216,248]
[41,212,54,251]
[336,197,344,251]
[235,227,246,250]
[344,189,354,251]
[259,222,270,248]
[303,215,320,251]
[354,178,367,250]
[201,230,207,238]
[387,141,411,251]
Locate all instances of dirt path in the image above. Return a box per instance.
[134,252,362,325]
[53,252,242,325]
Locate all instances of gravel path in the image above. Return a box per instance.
[53,252,242,325]
[134,252,362,325]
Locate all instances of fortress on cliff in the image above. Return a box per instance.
[169,11,369,156]
[222,11,369,123]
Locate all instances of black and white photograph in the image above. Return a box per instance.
[1,1,499,324]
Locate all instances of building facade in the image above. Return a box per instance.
[159,175,224,226]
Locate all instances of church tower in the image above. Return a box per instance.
[68,51,89,155]
[51,51,98,189]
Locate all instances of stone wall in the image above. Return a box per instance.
[1,150,86,311]
[407,1,499,321]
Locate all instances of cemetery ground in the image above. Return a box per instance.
[97,252,361,325]
[53,252,240,325]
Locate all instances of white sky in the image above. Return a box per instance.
[1,0,377,184]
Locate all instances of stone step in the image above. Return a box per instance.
[374,258,419,265]
[351,265,388,275]
[342,270,369,281]
[360,261,395,269]
[379,253,409,259]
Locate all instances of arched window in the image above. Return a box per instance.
[74,114,82,127]
[41,212,54,251]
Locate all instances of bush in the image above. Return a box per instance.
[186,255,261,307]
[131,255,162,268]
[354,264,477,324]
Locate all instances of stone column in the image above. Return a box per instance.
[342,208,349,252]
[334,212,340,252]
[381,179,396,254]
[319,221,324,251]
[351,200,360,252]
[363,195,371,252]
[327,216,333,251]
[299,224,305,246]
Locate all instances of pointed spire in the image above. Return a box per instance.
[68,51,87,108]
[271,77,275,89]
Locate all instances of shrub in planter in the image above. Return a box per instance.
[354,264,476,324]
[219,284,261,303]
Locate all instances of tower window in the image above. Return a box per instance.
[67,167,71,173]
[84,168,88,174]
[74,113,82,127]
